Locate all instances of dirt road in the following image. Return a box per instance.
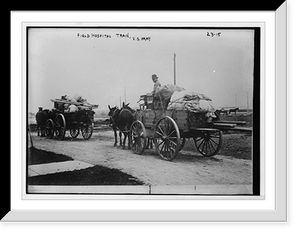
[29,129,253,194]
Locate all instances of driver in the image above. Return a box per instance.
[151,74,161,97]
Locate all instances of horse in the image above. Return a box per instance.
[108,102,136,149]
[229,107,239,115]
[215,108,228,117]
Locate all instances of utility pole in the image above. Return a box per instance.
[173,53,176,85]
[124,86,126,103]
[235,93,237,107]
[247,92,249,113]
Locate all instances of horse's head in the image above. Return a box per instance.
[122,102,130,108]
[108,105,120,118]
[121,102,135,114]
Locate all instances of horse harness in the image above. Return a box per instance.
[109,108,136,134]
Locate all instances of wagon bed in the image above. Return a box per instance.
[50,99,99,109]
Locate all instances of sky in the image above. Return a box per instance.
[28,27,254,113]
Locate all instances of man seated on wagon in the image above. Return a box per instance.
[142,74,162,109]
[151,74,161,98]
[144,74,185,109]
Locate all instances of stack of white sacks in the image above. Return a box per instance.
[167,90,215,113]
[62,94,88,112]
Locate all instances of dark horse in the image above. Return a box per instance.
[229,107,239,115]
[108,102,136,149]
[35,107,50,137]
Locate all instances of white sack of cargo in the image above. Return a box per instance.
[70,94,86,103]
[167,90,215,112]
[155,84,185,100]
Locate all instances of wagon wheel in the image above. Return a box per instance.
[55,114,66,140]
[130,120,147,155]
[193,129,223,157]
[45,119,54,139]
[154,116,181,161]
[81,122,93,140]
[70,128,80,138]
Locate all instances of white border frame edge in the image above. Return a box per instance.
[4,2,287,222]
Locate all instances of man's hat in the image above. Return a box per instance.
[152,74,158,79]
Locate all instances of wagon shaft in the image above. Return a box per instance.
[213,123,237,128]
[213,122,252,133]
[214,120,247,126]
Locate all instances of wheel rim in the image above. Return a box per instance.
[45,119,54,139]
[55,114,66,140]
[154,116,180,161]
[194,130,223,157]
[81,122,93,140]
[70,128,80,138]
[130,121,147,154]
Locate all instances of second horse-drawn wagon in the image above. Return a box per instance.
[44,96,98,140]
[129,89,224,161]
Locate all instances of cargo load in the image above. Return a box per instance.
[51,94,98,112]
[167,90,215,113]
[154,84,185,100]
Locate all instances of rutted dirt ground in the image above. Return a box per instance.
[29,129,252,191]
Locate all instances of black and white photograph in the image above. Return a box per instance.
[27,26,259,195]
[6,2,291,226]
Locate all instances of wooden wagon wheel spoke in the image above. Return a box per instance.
[167,129,176,138]
[209,134,222,139]
[70,128,80,138]
[165,121,170,135]
[155,130,164,138]
[131,125,137,133]
[156,140,164,148]
[81,122,93,140]
[154,116,180,161]
[131,133,138,138]
[206,141,211,154]
[159,142,166,153]
[201,140,207,154]
[210,140,219,152]
[207,140,217,152]
[55,113,66,140]
[169,140,178,152]
[209,137,219,146]
[45,119,54,139]
[130,120,147,155]
[195,137,205,149]
[157,125,166,137]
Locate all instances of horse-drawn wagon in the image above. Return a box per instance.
[44,98,98,140]
[129,91,224,161]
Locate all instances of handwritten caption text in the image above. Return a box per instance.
[77,32,151,42]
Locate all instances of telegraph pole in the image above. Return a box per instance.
[247,92,249,113]
[124,86,126,103]
[173,53,176,85]
[235,93,237,107]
